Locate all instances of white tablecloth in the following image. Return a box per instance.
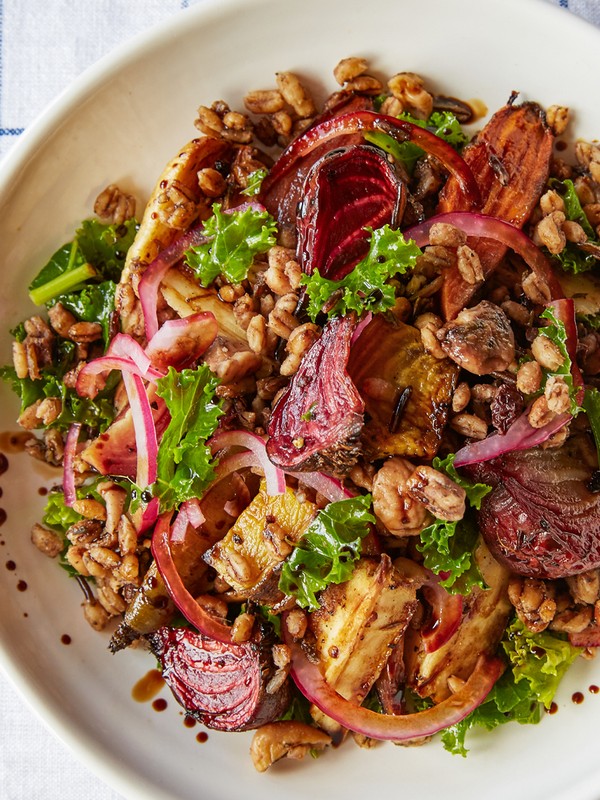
[0,0,598,798]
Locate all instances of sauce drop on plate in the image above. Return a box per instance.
[572,692,584,705]
[132,669,165,703]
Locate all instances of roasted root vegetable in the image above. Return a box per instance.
[267,315,365,473]
[348,316,458,459]
[149,624,290,731]
[438,102,553,319]
[203,481,317,597]
[405,541,511,702]
[309,554,422,736]
[121,137,232,294]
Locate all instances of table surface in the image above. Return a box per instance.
[0,0,599,798]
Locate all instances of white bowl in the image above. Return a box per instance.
[1,0,600,798]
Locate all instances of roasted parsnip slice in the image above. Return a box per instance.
[121,136,231,293]
[309,555,420,737]
[404,540,511,702]
[203,481,317,598]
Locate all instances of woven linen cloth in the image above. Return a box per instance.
[0,0,598,798]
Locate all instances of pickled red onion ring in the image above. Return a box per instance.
[152,513,232,643]
[284,632,502,741]
[209,429,285,495]
[63,423,82,508]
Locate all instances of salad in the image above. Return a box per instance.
[3,56,600,770]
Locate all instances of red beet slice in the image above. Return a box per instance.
[149,626,290,731]
[266,315,364,473]
[261,94,373,237]
[467,440,600,579]
[297,145,405,281]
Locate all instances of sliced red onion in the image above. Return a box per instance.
[421,583,464,654]
[405,211,564,300]
[63,423,82,508]
[122,371,158,488]
[76,355,153,399]
[260,110,481,211]
[454,410,571,467]
[288,471,354,503]
[209,429,285,496]
[106,333,154,376]
[182,497,205,528]
[138,224,210,341]
[214,450,262,481]
[170,506,191,544]
[137,496,159,534]
[285,636,502,740]
[152,513,232,643]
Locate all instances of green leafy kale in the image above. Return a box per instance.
[300,225,421,321]
[416,454,491,594]
[51,280,116,349]
[417,513,485,595]
[184,203,277,287]
[503,618,582,709]
[0,364,118,432]
[538,305,583,415]
[278,494,375,610]
[151,365,223,511]
[441,618,581,756]
[583,386,600,463]
[241,168,268,197]
[547,178,599,274]
[28,218,137,305]
[365,110,469,173]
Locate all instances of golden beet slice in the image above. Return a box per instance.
[438,102,554,319]
[348,317,458,459]
[203,481,317,596]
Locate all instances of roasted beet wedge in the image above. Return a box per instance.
[297,145,405,280]
[267,315,364,473]
[261,94,373,238]
[149,625,291,732]
[468,437,600,578]
[437,102,554,319]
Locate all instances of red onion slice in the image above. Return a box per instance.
[138,224,210,341]
[405,211,564,300]
[209,429,285,496]
[63,423,82,508]
[288,471,354,503]
[454,410,571,467]
[285,636,502,740]
[122,371,158,488]
[182,497,205,528]
[106,333,154,376]
[152,513,232,643]
[260,110,481,211]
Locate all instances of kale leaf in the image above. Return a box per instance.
[151,365,223,511]
[301,225,421,321]
[416,454,491,594]
[184,203,277,287]
[278,494,374,610]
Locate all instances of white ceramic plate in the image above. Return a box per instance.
[1,0,600,797]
